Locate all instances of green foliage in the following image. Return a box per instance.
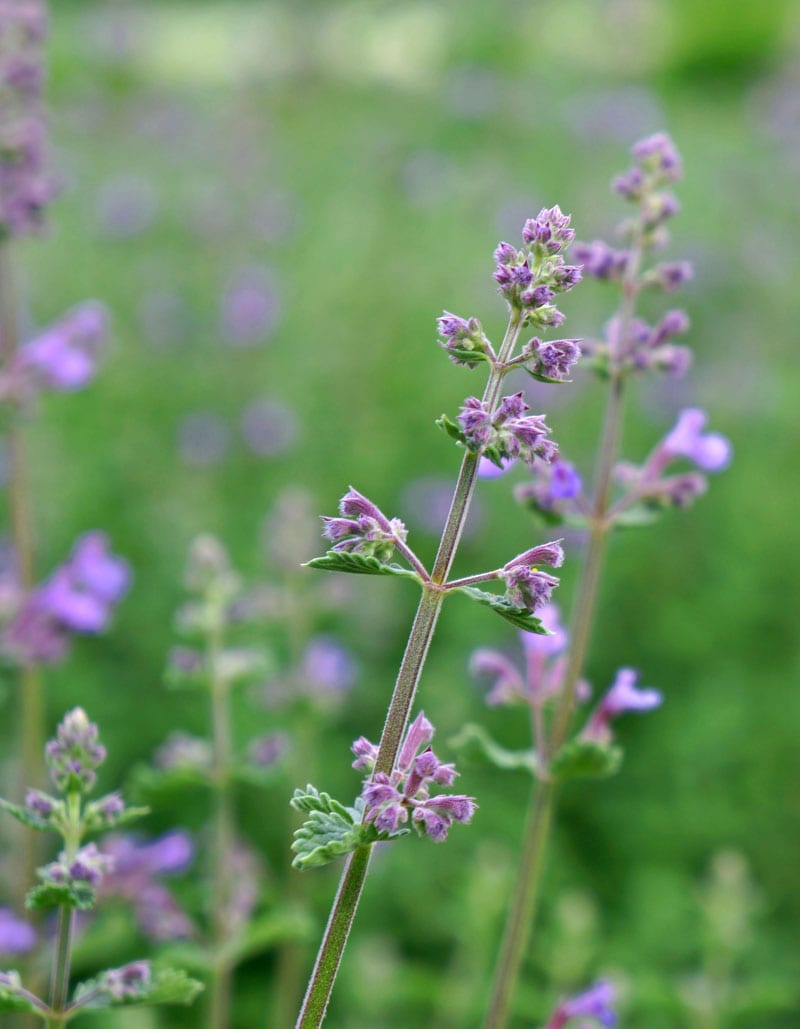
[0,798,51,832]
[72,967,204,1010]
[449,722,540,776]
[0,975,38,1015]
[451,585,549,633]
[26,880,96,912]
[550,739,623,782]
[521,365,573,385]
[305,551,421,582]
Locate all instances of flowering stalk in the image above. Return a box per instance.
[295,208,582,1026]
[484,133,730,1026]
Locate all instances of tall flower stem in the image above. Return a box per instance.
[208,621,234,1029]
[295,311,524,1028]
[0,243,46,901]
[47,793,82,1024]
[484,245,643,1028]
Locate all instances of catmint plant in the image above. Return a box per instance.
[0,0,126,905]
[463,133,731,1027]
[0,708,202,1025]
[291,204,582,1025]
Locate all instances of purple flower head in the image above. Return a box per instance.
[220,266,280,347]
[44,707,106,794]
[662,409,732,472]
[522,205,576,254]
[457,394,556,469]
[103,961,151,1000]
[436,311,489,367]
[632,131,682,180]
[249,731,289,769]
[240,398,297,457]
[15,302,108,396]
[100,832,195,941]
[649,260,693,292]
[583,668,662,745]
[523,337,582,380]
[548,980,618,1028]
[650,309,689,346]
[0,908,36,956]
[321,487,407,562]
[493,211,580,322]
[571,240,629,281]
[43,841,113,888]
[515,456,583,519]
[500,541,563,612]
[357,712,476,843]
[24,787,56,820]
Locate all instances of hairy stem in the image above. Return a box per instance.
[295,310,524,1028]
[209,620,234,1029]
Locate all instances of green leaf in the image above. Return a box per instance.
[26,880,96,912]
[0,974,39,1014]
[435,413,468,445]
[443,346,488,366]
[72,967,204,1010]
[612,503,662,528]
[550,738,623,782]
[0,798,51,832]
[305,551,420,581]
[522,365,572,385]
[449,723,540,776]
[452,585,549,634]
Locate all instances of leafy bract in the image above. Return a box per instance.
[305,552,420,582]
[452,585,549,633]
[449,723,540,776]
[550,738,623,782]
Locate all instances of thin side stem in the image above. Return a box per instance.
[209,622,234,1029]
[484,240,644,1028]
[296,309,525,1028]
[0,243,46,902]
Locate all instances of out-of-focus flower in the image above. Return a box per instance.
[546,979,618,1027]
[240,398,297,457]
[220,266,279,347]
[177,412,231,468]
[299,635,356,695]
[581,668,662,745]
[0,908,36,955]
[94,175,157,238]
[44,707,106,793]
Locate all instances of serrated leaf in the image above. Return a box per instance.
[304,552,420,582]
[26,880,96,912]
[550,739,623,782]
[0,991,38,1015]
[448,723,540,776]
[452,585,549,634]
[72,967,204,1010]
[290,787,407,869]
[435,413,468,445]
[0,798,50,832]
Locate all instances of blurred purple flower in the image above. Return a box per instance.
[154,732,213,773]
[220,266,280,346]
[582,668,662,745]
[565,87,663,142]
[177,412,231,468]
[546,979,618,1028]
[138,288,194,348]
[3,533,131,664]
[100,831,195,941]
[299,635,357,695]
[240,398,297,457]
[0,908,36,955]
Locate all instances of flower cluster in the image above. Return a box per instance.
[457,392,557,469]
[0,301,109,402]
[44,706,107,794]
[515,456,583,520]
[520,335,582,381]
[2,532,131,664]
[0,0,57,238]
[545,980,618,1028]
[353,712,477,842]
[500,541,564,612]
[581,669,663,745]
[321,487,408,562]
[41,841,114,889]
[614,408,732,510]
[493,206,582,327]
[437,311,490,368]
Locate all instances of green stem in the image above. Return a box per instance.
[484,239,645,1027]
[0,243,46,903]
[208,620,234,1029]
[295,310,525,1028]
[48,906,75,1016]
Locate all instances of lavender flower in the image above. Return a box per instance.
[99,832,195,941]
[102,960,151,999]
[582,668,662,745]
[220,266,280,347]
[457,393,557,468]
[662,408,733,471]
[44,707,106,793]
[42,841,114,887]
[437,311,490,367]
[8,302,108,398]
[3,532,130,664]
[521,337,582,380]
[154,732,213,773]
[500,541,564,612]
[571,240,629,281]
[0,0,56,238]
[356,712,476,842]
[321,487,407,562]
[546,980,618,1028]
[0,908,36,955]
[299,635,357,695]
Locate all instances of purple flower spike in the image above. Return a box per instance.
[662,408,732,472]
[0,908,36,956]
[44,707,106,793]
[357,712,476,843]
[321,487,407,562]
[632,131,682,180]
[583,668,662,744]
[457,394,557,469]
[547,979,618,1028]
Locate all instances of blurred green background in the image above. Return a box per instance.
[2,0,799,1025]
